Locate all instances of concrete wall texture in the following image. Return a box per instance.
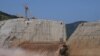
[1,18,100,56]
[0,18,66,47]
[68,22,100,56]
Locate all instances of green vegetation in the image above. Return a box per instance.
[0,11,18,21]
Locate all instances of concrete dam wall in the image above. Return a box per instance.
[0,18,68,56]
[0,18,66,48]
[68,22,100,56]
[0,18,100,56]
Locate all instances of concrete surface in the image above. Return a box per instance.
[68,22,100,56]
[0,18,66,48]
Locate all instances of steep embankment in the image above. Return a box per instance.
[68,22,100,56]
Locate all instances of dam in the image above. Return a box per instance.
[0,18,100,56]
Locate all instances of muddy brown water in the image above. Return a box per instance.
[8,41,68,56]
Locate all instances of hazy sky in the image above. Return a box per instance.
[0,0,100,23]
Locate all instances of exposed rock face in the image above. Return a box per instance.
[68,22,100,56]
[0,18,66,48]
